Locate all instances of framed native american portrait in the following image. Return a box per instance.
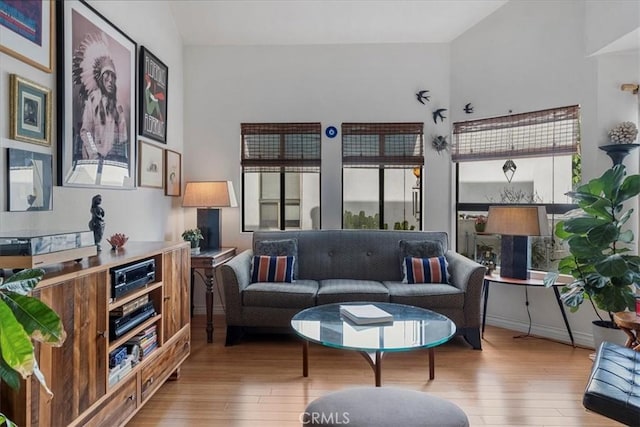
[56,0,136,188]
[139,46,168,143]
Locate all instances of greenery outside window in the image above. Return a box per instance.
[241,123,321,231]
[342,123,424,230]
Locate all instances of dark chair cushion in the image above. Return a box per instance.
[583,341,640,426]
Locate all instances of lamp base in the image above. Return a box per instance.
[197,208,221,250]
[499,235,528,280]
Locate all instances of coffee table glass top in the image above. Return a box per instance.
[291,302,455,352]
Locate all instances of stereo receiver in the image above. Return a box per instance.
[110,258,155,298]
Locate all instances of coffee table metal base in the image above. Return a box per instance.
[301,341,435,387]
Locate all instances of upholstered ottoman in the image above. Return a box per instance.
[583,341,640,426]
[302,387,469,427]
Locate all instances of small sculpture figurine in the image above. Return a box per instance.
[88,194,105,251]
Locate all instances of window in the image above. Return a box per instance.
[342,123,424,230]
[241,123,321,231]
[453,105,581,270]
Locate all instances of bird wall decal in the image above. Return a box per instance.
[463,103,474,114]
[416,90,430,104]
[432,108,447,124]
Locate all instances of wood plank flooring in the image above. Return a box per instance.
[128,315,621,426]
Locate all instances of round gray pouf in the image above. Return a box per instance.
[302,387,469,427]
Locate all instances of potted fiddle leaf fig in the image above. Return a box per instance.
[544,164,640,339]
[0,268,66,426]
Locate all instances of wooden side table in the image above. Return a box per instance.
[613,311,640,351]
[191,247,236,343]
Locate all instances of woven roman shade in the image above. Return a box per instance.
[241,123,321,172]
[342,122,424,168]
[452,105,580,162]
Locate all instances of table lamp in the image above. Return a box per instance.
[183,181,238,250]
[484,205,550,280]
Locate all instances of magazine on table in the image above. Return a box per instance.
[339,304,394,325]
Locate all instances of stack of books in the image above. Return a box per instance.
[339,304,394,325]
[126,324,158,361]
[108,346,135,386]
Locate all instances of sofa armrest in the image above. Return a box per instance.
[445,250,486,328]
[220,249,253,325]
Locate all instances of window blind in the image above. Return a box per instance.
[342,122,424,168]
[452,105,580,162]
[241,123,321,172]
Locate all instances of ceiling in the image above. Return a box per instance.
[169,0,509,46]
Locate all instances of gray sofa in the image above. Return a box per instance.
[220,230,486,349]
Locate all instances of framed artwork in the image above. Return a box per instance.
[0,0,54,73]
[164,149,181,196]
[138,141,164,188]
[10,74,51,146]
[139,46,168,143]
[7,148,53,211]
[56,0,136,189]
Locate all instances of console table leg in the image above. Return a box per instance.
[204,268,215,343]
[428,348,435,380]
[553,286,575,347]
[302,340,309,377]
[482,280,489,338]
[375,351,381,387]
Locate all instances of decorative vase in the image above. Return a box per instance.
[599,143,639,166]
[475,223,486,233]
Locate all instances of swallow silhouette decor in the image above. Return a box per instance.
[416,90,430,104]
[463,103,474,114]
[432,108,447,124]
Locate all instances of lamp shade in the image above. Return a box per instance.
[484,206,550,236]
[182,181,238,208]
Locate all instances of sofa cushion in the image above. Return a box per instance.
[251,255,295,283]
[399,239,444,278]
[254,238,299,278]
[403,256,449,284]
[242,279,318,309]
[383,282,464,309]
[317,279,389,305]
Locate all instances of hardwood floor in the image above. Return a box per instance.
[128,315,621,426]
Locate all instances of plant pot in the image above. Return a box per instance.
[475,223,486,233]
[591,320,627,350]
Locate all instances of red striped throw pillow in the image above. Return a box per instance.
[403,256,449,284]
[251,255,295,283]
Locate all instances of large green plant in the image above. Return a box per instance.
[545,164,640,323]
[0,269,66,426]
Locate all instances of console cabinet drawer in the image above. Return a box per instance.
[141,328,190,401]
[75,376,137,427]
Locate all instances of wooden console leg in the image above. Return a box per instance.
[303,340,309,377]
[204,268,215,343]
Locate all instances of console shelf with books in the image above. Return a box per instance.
[0,241,191,427]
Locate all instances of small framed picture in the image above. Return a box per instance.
[139,46,168,143]
[138,140,164,188]
[164,149,181,196]
[10,75,52,146]
[0,1,54,73]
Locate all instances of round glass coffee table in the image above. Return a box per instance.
[291,302,456,386]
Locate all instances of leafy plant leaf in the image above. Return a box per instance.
[0,356,21,390]
[2,293,66,346]
[0,269,44,294]
[586,223,618,247]
[0,300,35,378]
[595,253,629,277]
[617,174,640,204]
[563,217,609,234]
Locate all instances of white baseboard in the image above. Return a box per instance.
[485,314,595,349]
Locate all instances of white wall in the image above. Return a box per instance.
[184,43,452,245]
[451,0,639,348]
[0,1,185,243]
